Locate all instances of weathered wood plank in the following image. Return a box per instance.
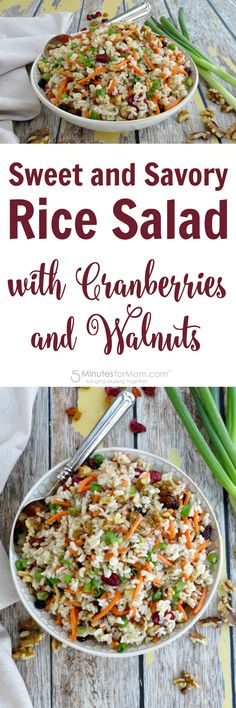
[136,388,231,708]
[50,387,140,708]
[0,388,51,708]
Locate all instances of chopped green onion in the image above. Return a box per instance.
[35,569,43,581]
[102,531,121,544]
[148,79,161,98]
[37,591,49,601]
[121,577,129,584]
[91,483,101,492]
[167,43,176,50]
[77,626,86,636]
[181,504,191,517]
[15,558,28,570]
[158,542,167,551]
[118,642,128,653]
[153,589,161,600]
[59,556,72,568]
[63,573,72,584]
[118,616,129,628]
[184,76,194,88]
[84,582,92,592]
[93,454,104,466]
[172,579,185,603]
[96,88,106,97]
[45,577,59,586]
[207,552,219,564]
[129,486,136,495]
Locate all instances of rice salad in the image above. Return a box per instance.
[37,22,194,121]
[15,452,218,653]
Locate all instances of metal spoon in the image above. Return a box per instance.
[13,389,135,548]
[43,2,151,56]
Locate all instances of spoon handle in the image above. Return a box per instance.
[108,2,151,25]
[56,389,135,482]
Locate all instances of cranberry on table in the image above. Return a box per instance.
[101,573,120,587]
[142,387,156,397]
[105,387,121,397]
[129,420,146,433]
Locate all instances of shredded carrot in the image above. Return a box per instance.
[107,77,116,96]
[157,553,173,567]
[125,515,142,541]
[169,520,176,540]
[53,499,70,508]
[45,597,54,611]
[132,49,138,61]
[130,64,145,76]
[92,493,99,504]
[185,529,192,549]
[132,574,144,601]
[99,592,109,601]
[151,577,163,586]
[177,602,188,621]
[77,473,98,493]
[184,490,191,504]
[117,546,128,554]
[164,98,181,111]
[171,66,188,76]
[111,607,129,617]
[143,53,155,71]
[92,589,121,622]
[193,540,210,559]
[144,562,153,573]
[112,59,128,71]
[75,538,84,547]
[104,550,115,560]
[46,510,68,525]
[121,479,129,487]
[193,588,208,615]
[193,511,199,533]
[77,67,107,85]
[69,606,78,641]
[131,387,142,397]
[51,78,68,105]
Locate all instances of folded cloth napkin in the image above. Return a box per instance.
[0,13,73,143]
[0,388,38,708]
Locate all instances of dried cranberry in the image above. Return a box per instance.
[101,573,120,587]
[86,457,97,469]
[63,483,68,490]
[184,66,192,75]
[134,467,143,477]
[28,537,45,545]
[77,635,87,642]
[38,78,48,89]
[81,27,87,31]
[152,612,160,625]
[164,610,175,620]
[35,599,46,609]
[162,39,168,46]
[24,502,43,517]
[202,524,212,540]
[59,103,69,112]
[150,470,162,483]
[142,387,156,397]
[96,11,102,17]
[71,475,80,486]
[86,14,92,20]
[159,494,179,510]
[128,95,135,105]
[96,53,109,63]
[136,507,146,516]
[129,419,146,434]
[105,387,121,397]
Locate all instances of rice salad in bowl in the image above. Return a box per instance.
[12,449,221,655]
[34,21,196,125]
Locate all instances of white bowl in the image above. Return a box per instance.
[30,42,198,133]
[10,447,222,657]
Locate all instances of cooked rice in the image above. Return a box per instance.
[37,22,194,121]
[16,452,217,653]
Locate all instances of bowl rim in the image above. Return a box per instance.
[9,447,223,658]
[30,37,198,132]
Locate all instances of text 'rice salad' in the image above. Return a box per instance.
[37,21,194,121]
[16,452,218,653]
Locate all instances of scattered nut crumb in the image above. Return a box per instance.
[201,115,225,138]
[188,131,211,141]
[12,646,36,661]
[207,88,226,106]
[221,105,234,113]
[217,578,236,626]
[200,108,215,120]
[12,616,45,662]
[198,616,222,627]
[173,671,200,694]
[190,630,207,645]
[177,109,190,123]
[52,638,66,652]
[66,406,81,421]
[27,127,51,144]
[226,122,236,140]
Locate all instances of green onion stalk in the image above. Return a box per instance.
[145,9,236,110]
[165,388,236,515]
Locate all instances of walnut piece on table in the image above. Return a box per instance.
[27,127,51,144]
[173,671,200,694]
[226,122,236,140]
[176,109,190,123]
[190,630,207,645]
[198,616,222,627]
[217,578,236,626]
[187,131,211,141]
[12,616,45,661]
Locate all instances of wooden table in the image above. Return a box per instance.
[1,0,235,143]
[0,387,235,708]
